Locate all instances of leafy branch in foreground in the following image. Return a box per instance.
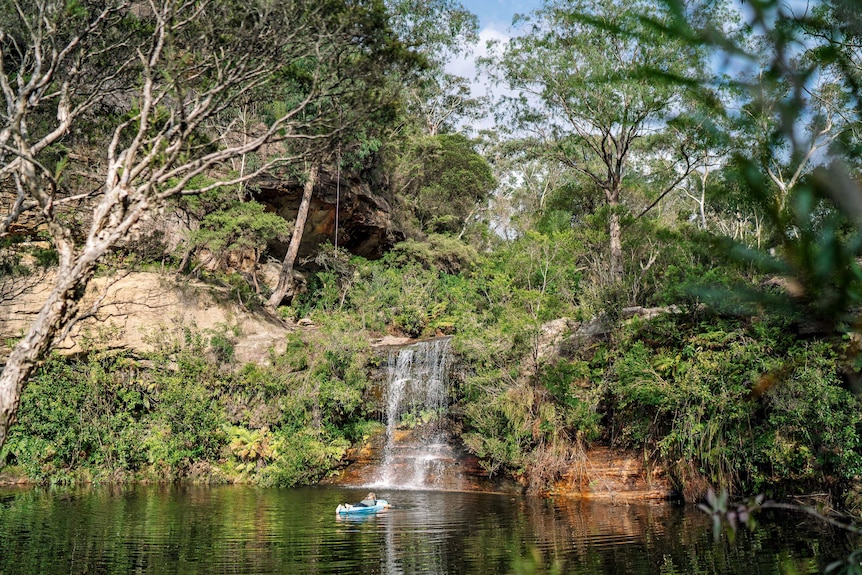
[700,488,862,574]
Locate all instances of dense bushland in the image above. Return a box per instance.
[4,222,862,505]
[611,314,862,501]
[0,325,381,487]
[3,0,862,523]
[291,226,862,502]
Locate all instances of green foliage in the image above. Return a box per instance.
[218,326,373,486]
[190,200,289,265]
[0,250,27,277]
[0,238,60,277]
[461,380,536,478]
[226,425,276,474]
[154,373,226,469]
[390,133,496,236]
[2,352,150,483]
[6,219,861,501]
[391,234,479,274]
[256,429,350,488]
[3,320,374,486]
[610,314,862,498]
[5,0,862,507]
[294,249,479,338]
[757,351,862,489]
[492,230,582,321]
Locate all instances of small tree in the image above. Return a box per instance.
[188,199,289,288]
[389,133,496,236]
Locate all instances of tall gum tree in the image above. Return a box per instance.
[485,0,710,284]
[0,0,401,448]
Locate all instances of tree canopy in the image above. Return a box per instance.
[484,0,711,283]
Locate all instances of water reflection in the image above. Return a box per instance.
[0,485,854,575]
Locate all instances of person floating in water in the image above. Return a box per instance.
[335,492,390,514]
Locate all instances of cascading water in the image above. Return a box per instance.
[373,337,456,489]
[384,338,450,443]
[325,336,499,492]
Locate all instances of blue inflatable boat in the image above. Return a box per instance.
[335,499,390,515]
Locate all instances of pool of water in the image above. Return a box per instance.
[0,485,853,574]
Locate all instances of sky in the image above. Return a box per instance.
[464,0,542,30]
[445,0,544,127]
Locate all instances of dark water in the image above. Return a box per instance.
[0,485,854,574]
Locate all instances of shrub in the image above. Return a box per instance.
[609,314,862,498]
[256,429,350,487]
[3,352,150,483]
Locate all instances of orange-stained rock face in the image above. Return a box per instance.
[326,421,674,500]
[550,446,673,501]
[252,169,402,262]
[323,426,523,494]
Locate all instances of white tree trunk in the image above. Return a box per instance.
[0,254,98,446]
[609,210,623,285]
[269,164,319,308]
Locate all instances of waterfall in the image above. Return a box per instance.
[374,337,454,489]
[385,338,450,440]
[324,336,500,492]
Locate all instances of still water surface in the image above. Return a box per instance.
[0,485,853,574]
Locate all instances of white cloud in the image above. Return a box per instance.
[446,25,510,97]
[443,26,512,132]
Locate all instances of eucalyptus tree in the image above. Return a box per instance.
[382,0,484,140]
[614,0,862,334]
[387,0,477,59]
[407,72,488,137]
[482,134,567,238]
[385,0,481,135]
[0,0,400,448]
[733,60,856,223]
[804,0,862,116]
[485,0,712,284]
[681,0,862,327]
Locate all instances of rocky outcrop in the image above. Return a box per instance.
[252,169,402,261]
[323,426,523,494]
[552,446,673,501]
[535,316,612,366]
[0,271,291,365]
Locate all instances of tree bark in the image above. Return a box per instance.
[268,164,318,308]
[605,184,623,285]
[609,209,623,285]
[699,167,709,230]
[0,262,93,447]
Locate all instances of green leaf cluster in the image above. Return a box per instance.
[610,314,862,498]
[1,323,375,487]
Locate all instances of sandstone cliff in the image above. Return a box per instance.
[252,169,402,261]
[0,271,290,365]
